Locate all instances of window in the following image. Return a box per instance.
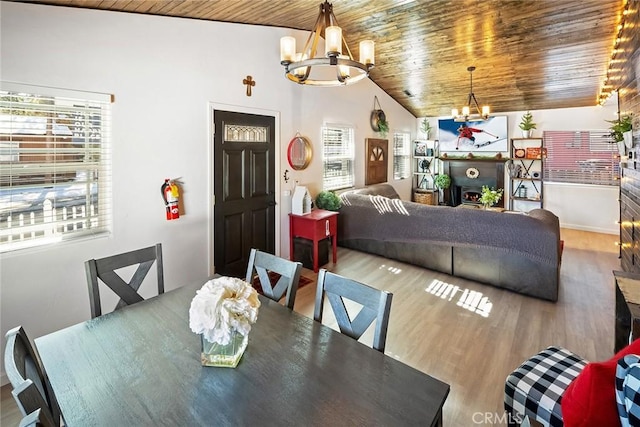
[0,82,112,252]
[393,132,411,179]
[543,130,619,186]
[322,124,354,190]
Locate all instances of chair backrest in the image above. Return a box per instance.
[85,243,164,318]
[4,326,60,427]
[19,408,55,427]
[616,354,640,426]
[245,248,303,309]
[314,269,393,353]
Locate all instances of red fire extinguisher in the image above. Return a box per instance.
[161,179,180,220]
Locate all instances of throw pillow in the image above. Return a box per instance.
[561,339,640,426]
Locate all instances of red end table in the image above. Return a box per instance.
[289,209,338,272]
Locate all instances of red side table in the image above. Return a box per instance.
[289,209,338,272]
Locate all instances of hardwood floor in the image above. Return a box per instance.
[1,228,619,426]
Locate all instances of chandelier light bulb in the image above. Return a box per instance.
[359,40,375,65]
[325,26,342,55]
[280,37,296,63]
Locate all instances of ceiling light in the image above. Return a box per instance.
[451,66,490,122]
[279,1,374,86]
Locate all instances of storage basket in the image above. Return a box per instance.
[414,190,436,205]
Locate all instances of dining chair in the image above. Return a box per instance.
[4,326,60,427]
[245,248,303,309]
[314,269,393,353]
[85,243,164,318]
[19,409,55,427]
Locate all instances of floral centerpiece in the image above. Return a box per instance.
[189,276,261,367]
[479,186,503,209]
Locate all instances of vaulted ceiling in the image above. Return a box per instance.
[14,0,627,118]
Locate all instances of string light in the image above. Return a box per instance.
[598,0,633,105]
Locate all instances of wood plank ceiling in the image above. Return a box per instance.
[14,0,626,118]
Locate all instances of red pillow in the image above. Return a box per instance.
[561,339,640,426]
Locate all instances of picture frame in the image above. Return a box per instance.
[437,116,508,152]
[525,147,547,159]
[415,142,427,156]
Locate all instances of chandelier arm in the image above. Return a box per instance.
[471,93,483,115]
[302,6,326,59]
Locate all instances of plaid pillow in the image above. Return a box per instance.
[505,346,586,427]
[616,354,640,427]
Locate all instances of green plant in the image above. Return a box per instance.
[519,111,537,131]
[607,115,633,142]
[479,186,503,207]
[315,191,342,211]
[434,174,451,189]
[377,117,389,135]
[421,118,432,137]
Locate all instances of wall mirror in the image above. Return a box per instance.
[287,134,312,170]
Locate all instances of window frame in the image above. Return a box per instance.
[392,131,411,180]
[322,124,355,191]
[542,130,619,186]
[0,82,112,253]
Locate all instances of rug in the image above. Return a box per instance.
[251,271,314,296]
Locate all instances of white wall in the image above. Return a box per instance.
[0,2,417,384]
[419,102,621,234]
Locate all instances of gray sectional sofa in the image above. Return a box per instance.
[337,184,561,301]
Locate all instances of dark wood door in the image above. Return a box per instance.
[214,110,276,277]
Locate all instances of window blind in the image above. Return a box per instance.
[543,130,619,186]
[393,132,411,180]
[0,82,112,252]
[322,124,354,190]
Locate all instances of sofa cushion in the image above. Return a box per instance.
[561,339,640,426]
[346,183,400,199]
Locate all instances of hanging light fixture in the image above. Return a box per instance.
[451,66,491,122]
[279,1,374,86]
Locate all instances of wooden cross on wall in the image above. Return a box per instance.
[243,75,255,96]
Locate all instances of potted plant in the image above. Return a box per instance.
[519,111,537,138]
[376,116,389,137]
[434,174,451,205]
[315,190,342,211]
[479,186,504,209]
[608,114,633,145]
[421,118,432,139]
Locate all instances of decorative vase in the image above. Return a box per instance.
[522,130,531,138]
[201,330,248,368]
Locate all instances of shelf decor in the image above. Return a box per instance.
[189,276,261,368]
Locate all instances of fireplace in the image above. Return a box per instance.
[440,158,507,207]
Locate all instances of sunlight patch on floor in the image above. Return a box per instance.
[378,264,402,275]
[426,279,493,318]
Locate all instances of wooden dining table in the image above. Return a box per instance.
[35,279,450,426]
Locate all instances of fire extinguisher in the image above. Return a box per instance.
[161,178,180,220]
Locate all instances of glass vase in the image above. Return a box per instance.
[201,330,248,368]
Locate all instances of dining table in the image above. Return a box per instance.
[35,279,450,426]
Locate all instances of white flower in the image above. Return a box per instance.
[189,276,261,345]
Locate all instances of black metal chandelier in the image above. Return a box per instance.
[279,1,374,86]
[452,66,491,122]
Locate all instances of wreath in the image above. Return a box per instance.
[466,167,480,179]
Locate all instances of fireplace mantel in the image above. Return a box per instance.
[440,158,506,207]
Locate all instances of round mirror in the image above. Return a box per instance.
[287,135,312,170]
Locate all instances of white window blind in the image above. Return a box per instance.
[322,124,354,190]
[393,132,411,180]
[543,130,619,186]
[0,82,112,252]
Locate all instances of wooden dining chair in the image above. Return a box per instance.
[19,409,55,427]
[245,248,303,309]
[314,269,393,353]
[4,326,61,427]
[85,243,164,318]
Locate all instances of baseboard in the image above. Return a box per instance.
[560,223,618,235]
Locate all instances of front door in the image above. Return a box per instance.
[213,110,276,277]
